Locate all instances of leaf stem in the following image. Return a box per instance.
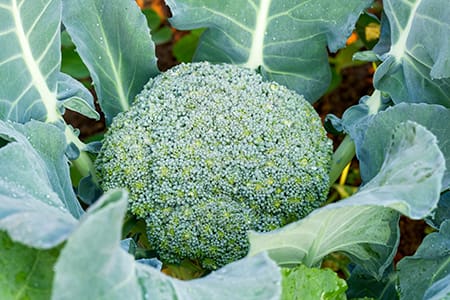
[72,152,95,179]
[339,162,351,185]
[65,126,98,183]
[329,135,356,186]
[328,90,386,187]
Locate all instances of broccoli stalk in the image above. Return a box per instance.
[96,62,332,269]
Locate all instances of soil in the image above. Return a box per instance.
[64,0,427,265]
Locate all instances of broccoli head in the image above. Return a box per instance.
[96,62,332,269]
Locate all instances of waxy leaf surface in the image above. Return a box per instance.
[166,0,371,102]
[62,0,159,124]
[0,120,81,249]
[374,0,450,107]
[53,190,281,300]
[249,122,445,278]
[359,103,450,191]
[397,220,450,300]
[0,231,59,300]
[0,0,61,122]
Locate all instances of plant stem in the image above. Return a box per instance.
[328,90,386,187]
[329,135,356,186]
[65,125,98,183]
[339,162,351,185]
[72,151,95,179]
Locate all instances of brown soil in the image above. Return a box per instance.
[395,217,428,262]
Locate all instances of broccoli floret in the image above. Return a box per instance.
[96,62,332,269]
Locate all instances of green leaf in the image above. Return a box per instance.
[120,238,137,255]
[142,9,173,45]
[142,8,162,30]
[353,50,379,62]
[358,103,450,191]
[325,90,391,149]
[60,97,99,120]
[53,189,281,300]
[12,121,84,219]
[329,40,366,73]
[166,0,372,102]
[346,265,399,300]
[137,253,281,299]
[60,31,90,79]
[281,265,347,300]
[57,72,100,120]
[77,174,102,205]
[61,0,159,124]
[354,121,444,218]
[373,0,450,107]
[427,191,450,230]
[0,231,60,300]
[173,29,204,63]
[397,220,450,300]
[249,121,445,277]
[423,273,450,300]
[60,49,90,80]
[0,120,80,248]
[249,201,399,277]
[52,190,142,299]
[0,0,61,123]
[152,27,173,45]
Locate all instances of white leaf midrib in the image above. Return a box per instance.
[245,0,271,69]
[389,0,422,60]
[95,14,129,113]
[11,0,59,122]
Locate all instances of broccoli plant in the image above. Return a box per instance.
[0,0,449,299]
[96,62,332,269]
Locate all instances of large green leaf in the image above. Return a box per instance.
[0,120,81,248]
[53,190,281,300]
[0,0,61,123]
[358,103,450,191]
[166,0,372,102]
[397,220,450,300]
[346,265,398,300]
[427,191,450,230]
[137,253,281,299]
[373,0,450,107]
[423,273,450,300]
[52,190,141,299]
[0,231,59,300]
[281,264,347,300]
[249,201,399,277]
[248,121,445,277]
[61,0,159,124]
[60,30,90,79]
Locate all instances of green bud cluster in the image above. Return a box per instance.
[96,62,332,269]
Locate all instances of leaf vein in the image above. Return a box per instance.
[25,0,53,39]
[0,54,22,67]
[203,8,253,33]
